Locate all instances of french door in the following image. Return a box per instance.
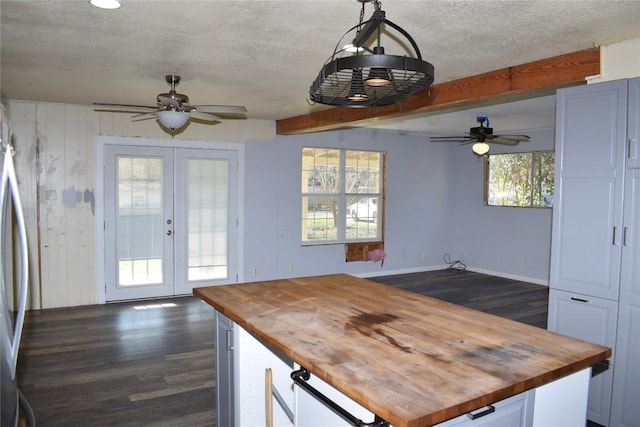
[103,145,237,301]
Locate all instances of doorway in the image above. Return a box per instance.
[101,142,238,301]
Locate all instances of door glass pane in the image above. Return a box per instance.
[187,158,228,281]
[117,156,163,286]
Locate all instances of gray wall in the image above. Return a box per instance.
[243,128,458,281]
[449,127,555,284]
[243,127,554,285]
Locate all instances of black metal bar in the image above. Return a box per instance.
[352,9,386,48]
[291,368,389,427]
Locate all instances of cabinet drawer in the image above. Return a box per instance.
[435,391,532,427]
[547,289,618,351]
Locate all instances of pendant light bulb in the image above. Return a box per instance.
[472,142,490,156]
[89,0,121,9]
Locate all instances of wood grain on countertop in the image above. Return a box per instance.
[194,274,610,427]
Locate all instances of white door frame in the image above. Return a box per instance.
[95,136,244,304]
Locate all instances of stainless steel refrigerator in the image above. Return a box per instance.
[0,111,34,426]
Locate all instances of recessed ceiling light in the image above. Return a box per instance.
[89,0,121,10]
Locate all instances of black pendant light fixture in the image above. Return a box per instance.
[309,0,435,108]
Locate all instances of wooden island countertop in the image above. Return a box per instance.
[194,274,610,427]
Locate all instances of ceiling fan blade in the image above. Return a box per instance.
[189,111,221,122]
[489,137,525,146]
[131,112,158,119]
[431,136,474,144]
[490,134,530,141]
[192,105,247,114]
[458,140,478,146]
[93,102,158,113]
[130,112,160,122]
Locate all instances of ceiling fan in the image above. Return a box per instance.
[430,115,530,156]
[94,75,247,131]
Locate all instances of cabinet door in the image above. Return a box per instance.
[435,392,532,427]
[627,77,640,168]
[610,303,640,427]
[550,79,628,299]
[621,169,640,305]
[547,289,617,425]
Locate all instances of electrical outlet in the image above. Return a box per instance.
[421,251,427,260]
[252,267,259,275]
[519,259,525,268]
[289,263,295,271]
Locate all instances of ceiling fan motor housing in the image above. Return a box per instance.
[470,125,493,141]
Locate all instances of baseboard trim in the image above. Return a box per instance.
[355,265,549,287]
[466,267,549,287]
[355,264,449,279]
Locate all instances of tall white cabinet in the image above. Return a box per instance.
[549,77,640,427]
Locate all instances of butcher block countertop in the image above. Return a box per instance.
[194,274,611,427]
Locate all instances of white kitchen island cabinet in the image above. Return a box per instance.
[196,274,609,427]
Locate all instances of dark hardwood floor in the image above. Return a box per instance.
[370,269,549,329]
[17,298,217,426]
[17,269,548,426]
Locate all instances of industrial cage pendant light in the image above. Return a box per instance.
[309,0,435,108]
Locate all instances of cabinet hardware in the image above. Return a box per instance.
[291,368,389,427]
[466,404,496,420]
[623,226,629,246]
[613,226,619,245]
[570,297,590,303]
[628,138,637,160]
[225,328,234,351]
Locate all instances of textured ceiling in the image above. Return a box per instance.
[1,0,639,135]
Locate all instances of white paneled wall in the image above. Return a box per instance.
[8,100,274,308]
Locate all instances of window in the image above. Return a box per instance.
[301,147,384,244]
[485,151,554,207]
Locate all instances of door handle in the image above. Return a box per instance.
[166,230,173,236]
[623,226,629,246]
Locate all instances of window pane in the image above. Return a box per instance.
[487,151,554,207]
[302,196,338,241]
[187,158,228,281]
[302,147,340,194]
[345,150,381,194]
[532,152,555,207]
[117,156,163,286]
[346,196,380,240]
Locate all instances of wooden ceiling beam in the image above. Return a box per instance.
[276,47,600,135]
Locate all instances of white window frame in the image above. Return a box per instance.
[484,150,555,208]
[301,147,384,245]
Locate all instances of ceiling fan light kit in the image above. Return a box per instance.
[309,0,435,108]
[430,115,531,156]
[156,111,190,131]
[94,74,247,133]
[472,142,490,156]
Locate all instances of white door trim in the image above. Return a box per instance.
[95,136,244,304]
